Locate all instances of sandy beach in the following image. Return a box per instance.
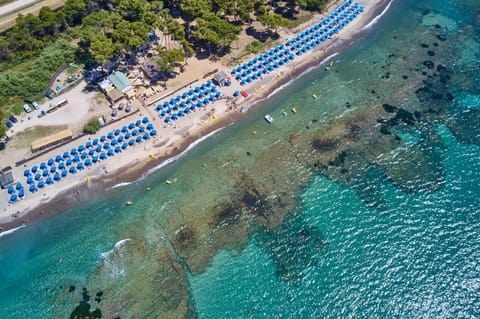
[0,0,390,233]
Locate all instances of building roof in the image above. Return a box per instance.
[108,71,132,93]
[31,129,73,152]
[106,88,124,102]
[98,78,112,91]
[214,71,228,83]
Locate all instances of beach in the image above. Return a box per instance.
[0,0,390,233]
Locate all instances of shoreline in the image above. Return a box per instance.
[0,0,392,234]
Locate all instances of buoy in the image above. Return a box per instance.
[165,180,172,185]
[126,200,133,206]
[312,94,318,100]
[291,107,297,113]
[146,187,151,191]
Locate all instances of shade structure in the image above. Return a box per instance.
[42,169,49,177]
[32,165,38,173]
[54,173,61,181]
[18,189,25,198]
[38,181,45,188]
[27,177,34,184]
[7,186,14,194]
[142,117,149,123]
[151,130,157,136]
[135,136,142,143]
[100,152,107,160]
[69,166,76,173]
[114,146,121,153]
[122,143,128,149]
[29,185,36,193]
[129,139,135,146]
[24,169,31,177]
[46,177,53,185]
[62,169,68,177]
[40,162,46,169]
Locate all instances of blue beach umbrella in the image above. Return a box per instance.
[114,129,120,136]
[122,143,128,149]
[10,194,17,202]
[136,136,142,143]
[27,177,34,184]
[50,165,56,173]
[89,149,95,156]
[66,159,73,166]
[69,166,76,174]
[46,177,53,185]
[100,135,106,142]
[132,130,138,136]
[85,141,92,148]
[16,182,22,190]
[42,169,49,177]
[107,132,114,140]
[142,117,149,123]
[129,139,135,146]
[40,162,46,169]
[111,139,118,146]
[38,181,45,188]
[100,152,107,160]
[125,133,131,139]
[74,155,80,162]
[78,145,85,152]
[135,120,142,126]
[24,169,31,177]
[70,148,77,156]
[103,143,110,150]
[107,149,114,157]
[114,146,121,153]
[151,129,157,136]
[118,136,124,142]
[139,126,145,133]
[143,133,150,140]
[146,123,153,130]
[92,156,99,163]
[35,173,41,180]
[18,189,25,198]
[62,169,68,177]
[81,152,88,159]
[47,159,54,166]
[121,126,128,133]
[32,165,38,173]
[29,185,36,193]
[128,123,135,129]
[55,155,63,162]
[7,186,14,194]
[93,138,99,146]
[96,145,102,152]
[77,163,84,170]
[54,173,61,181]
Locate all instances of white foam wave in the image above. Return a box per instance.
[100,238,131,278]
[0,225,26,239]
[142,126,227,177]
[109,181,135,190]
[100,238,131,260]
[361,0,393,31]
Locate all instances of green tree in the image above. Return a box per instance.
[89,33,115,63]
[83,118,101,134]
[257,12,288,33]
[191,13,241,54]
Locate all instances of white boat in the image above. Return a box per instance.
[264,114,273,123]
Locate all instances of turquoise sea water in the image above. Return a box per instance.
[1,0,480,317]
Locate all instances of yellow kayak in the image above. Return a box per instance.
[312,94,318,100]
[291,107,297,113]
[165,180,172,185]
[254,88,259,94]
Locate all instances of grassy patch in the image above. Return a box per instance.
[10,102,25,116]
[12,125,69,149]
[228,38,279,66]
[284,13,315,29]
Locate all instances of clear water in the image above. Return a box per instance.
[0,0,479,317]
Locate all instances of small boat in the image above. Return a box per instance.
[165,180,172,185]
[312,94,318,100]
[126,200,133,206]
[291,107,297,113]
[324,61,334,71]
[264,114,273,123]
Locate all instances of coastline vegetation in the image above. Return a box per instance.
[0,0,328,136]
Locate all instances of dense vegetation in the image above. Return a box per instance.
[83,117,101,134]
[0,0,328,135]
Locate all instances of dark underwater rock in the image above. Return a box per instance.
[423,60,435,69]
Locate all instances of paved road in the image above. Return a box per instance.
[0,0,40,17]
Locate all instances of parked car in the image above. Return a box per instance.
[32,101,39,109]
[111,110,118,117]
[38,110,47,118]
[8,115,17,123]
[23,104,32,113]
[125,104,131,112]
[45,92,54,99]
[6,121,13,128]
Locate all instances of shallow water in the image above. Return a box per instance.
[0,0,479,317]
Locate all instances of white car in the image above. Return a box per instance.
[23,104,32,113]
[32,101,39,109]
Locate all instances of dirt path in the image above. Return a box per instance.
[0,0,65,31]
